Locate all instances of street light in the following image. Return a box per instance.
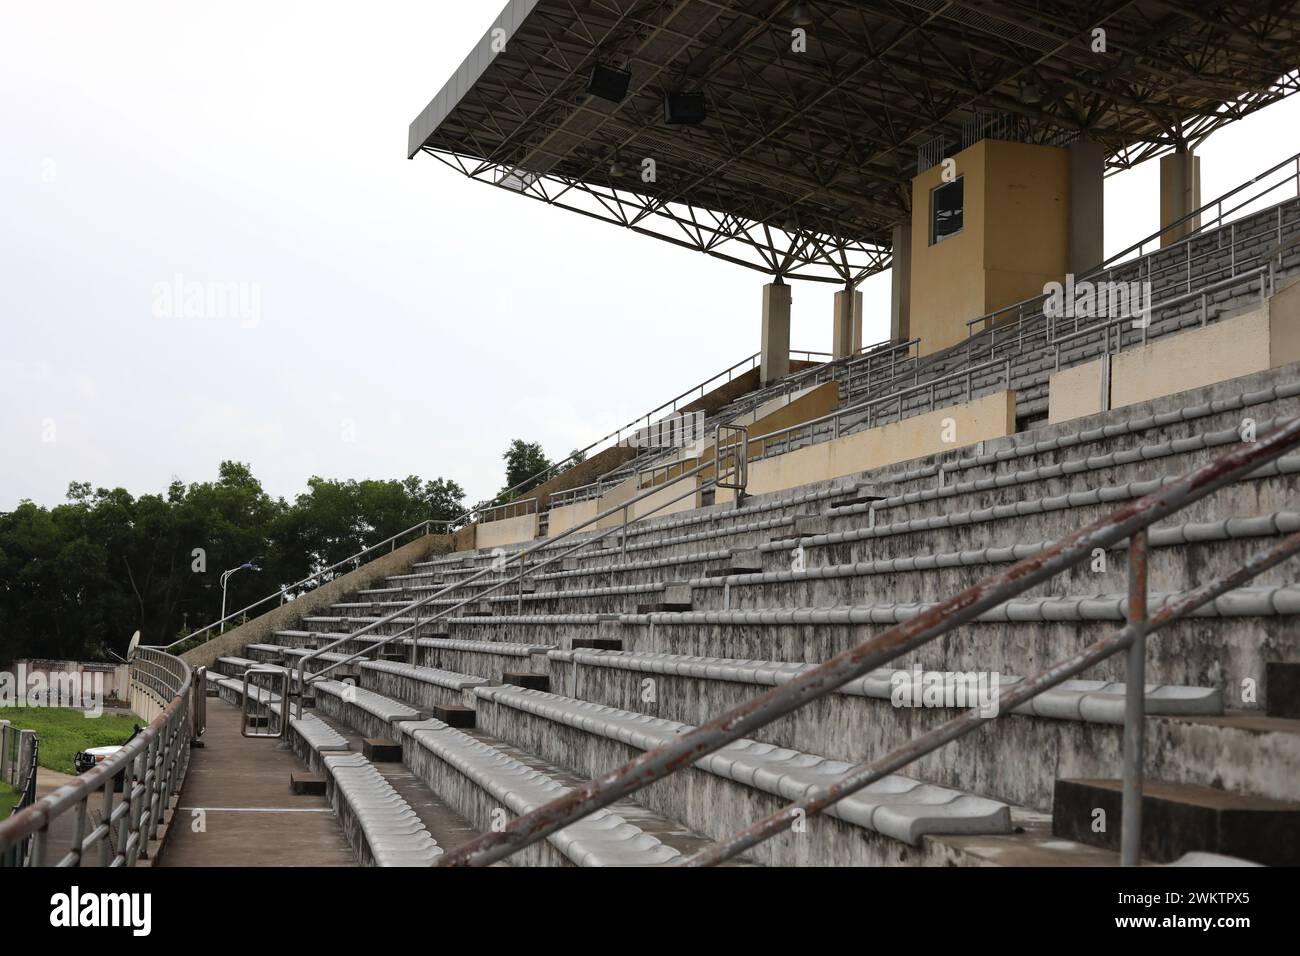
[219,562,259,634]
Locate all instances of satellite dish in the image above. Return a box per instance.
[127,631,141,661]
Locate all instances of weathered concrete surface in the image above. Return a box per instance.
[159,704,355,867]
[309,711,481,855]
[1052,777,1300,864]
[182,533,451,670]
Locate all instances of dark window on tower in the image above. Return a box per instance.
[930,177,964,245]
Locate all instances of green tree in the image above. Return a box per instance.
[501,439,553,497]
[0,462,465,663]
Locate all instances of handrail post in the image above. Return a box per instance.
[517,551,526,615]
[1120,528,1149,866]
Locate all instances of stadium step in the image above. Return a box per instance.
[308,706,484,862]
[400,718,752,866]
[1051,777,1300,866]
[473,683,1023,866]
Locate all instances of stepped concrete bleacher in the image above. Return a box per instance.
[177,192,1300,866]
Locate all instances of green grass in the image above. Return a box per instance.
[0,707,143,775]
[0,781,17,817]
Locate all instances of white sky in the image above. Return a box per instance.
[2,2,1298,511]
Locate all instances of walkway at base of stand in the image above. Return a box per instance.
[158,702,354,867]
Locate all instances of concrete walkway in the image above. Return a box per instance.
[158,702,354,867]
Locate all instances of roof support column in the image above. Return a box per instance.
[1069,140,1106,274]
[760,280,791,385]
[889,221,911,343]
[1160,148,1201,248]
[832,282,863,360]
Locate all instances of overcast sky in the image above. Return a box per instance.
[2,2,1298,512]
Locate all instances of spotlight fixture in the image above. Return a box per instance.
[789,2,815,27]
[608,156,627,177]
[587,63,632,103]
[1018,78,1045,106]
[664,91,706,125]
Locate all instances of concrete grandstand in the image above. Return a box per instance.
[5,0,1300,874]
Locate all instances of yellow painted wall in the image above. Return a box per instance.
[1047,286,1300,424]
[701,380,841,479]
[546,498,600,537]
[630,474,700,521]
[911,143,987,355]
[910,140,1069,357]
[717,390,1016,503]
[1047,357,1105,424]
[1267,278,1300,364]
[593,477,637,529]
[476,512,538,549]
[1110,316,1269,410]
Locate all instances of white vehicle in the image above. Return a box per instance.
[74,725,142,790]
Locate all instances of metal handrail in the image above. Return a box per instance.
[543,345,890,512]
[435,415,1300,866]
[1102,150,1300,268]
[158,520,439,651]
[744,356,1012,462]
[0,647,196,867]
[1002,222,1279,354]
[964,151,1300,337]
[272,446,736,728]
[167,351,768,653]
[1051,265,1272,369]
[477,497,540,523]
[687,525,1300,866]
[1,737,39,866]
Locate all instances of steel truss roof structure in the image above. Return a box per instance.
[409,0,1300,284]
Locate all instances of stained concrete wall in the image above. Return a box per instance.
[717,390,1016,502]
[1048,284,1300,424]
[180,532,451,669]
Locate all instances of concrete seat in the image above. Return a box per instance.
[322,752,442,866]
[548,648,1223,724]
[474,684,1012,846]
[359,660,489,689]
[403,718,682,866]
[314,680,420,722]
[357,660,494,711]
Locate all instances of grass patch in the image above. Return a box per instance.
[0,707,143,775]
[0,781,17,817]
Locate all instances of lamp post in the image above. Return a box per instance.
[219,562,258,634]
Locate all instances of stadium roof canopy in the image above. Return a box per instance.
[408,0,1300,284]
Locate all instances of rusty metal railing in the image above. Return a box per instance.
[0,647,196,867]
[257,429,749,738]
[436,415,1300,866]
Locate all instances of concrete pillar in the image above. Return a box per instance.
[18,729,36,789]
[760,280,791,384]
[1069,140,1106,274]
[889,221,912,343]
[832,284,863,359]
[1160,150,1201,247]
